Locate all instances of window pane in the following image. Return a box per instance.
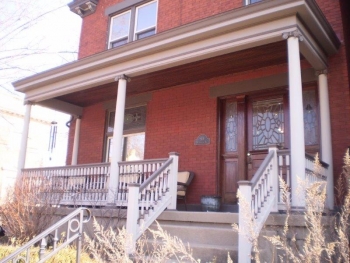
[252,98,284,150]
[107,111,115,133]
[135,1,157,33]
[136,28,156,40]
[124,133,145,161]
[225,101,238,152]
[105,133,145,162]
[111,38,128,48]
[110,11,131,41]
[303,90,318,145]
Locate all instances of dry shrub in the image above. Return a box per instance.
[265,151,350,263]
[336,149,350,205]
[0,176,62,244]
[0,244,96,262]
[84,218,199,263]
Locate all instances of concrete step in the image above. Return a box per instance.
[147,210,239,262]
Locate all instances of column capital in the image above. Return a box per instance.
[24,100,34,106]
[315,69,328,76]
[115,74,131,82]
[282,30,304,42]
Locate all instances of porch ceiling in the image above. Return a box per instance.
[56,41,288,107]
[13,0,340,114]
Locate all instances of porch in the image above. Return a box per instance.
[19,148,329,263]
[12,0,339,261]
[20,149,328,210]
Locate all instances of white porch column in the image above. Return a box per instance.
[17,102,32,178]
[317,70,334,210]
[283,30,306,208]
[108,74,129,203]
[71,116,81,165]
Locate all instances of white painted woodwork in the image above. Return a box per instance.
[305,154,327,184]
[318,72,334,209]
[286,32,306,208]
[238,147,279,263]
[17,103,32,177]
[71,117,81,165]
[125,153,178,252]
[109,76,127,203]
[116,158,168,206]
[21,163,110,206]
[238,181,252,263]
[126,184,139,254]
[237,147,328,262]
[168,152,179,210]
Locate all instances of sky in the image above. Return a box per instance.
[0,0,82,167]
[0,0,82,94]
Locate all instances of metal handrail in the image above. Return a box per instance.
[0,207,91,263]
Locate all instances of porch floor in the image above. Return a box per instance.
[176,203,239,213]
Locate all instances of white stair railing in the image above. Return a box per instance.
[277,149,291,207]
[126,152,179,253]
[238,146,278,263]
[116,158,169,206]
[0,207,91,263]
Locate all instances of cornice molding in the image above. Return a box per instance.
[68,0,98,18]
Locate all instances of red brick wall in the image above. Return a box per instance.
[78,0,243,59]
[66,103,106,164]
[72,0,350,204]
[144,63,293,203]
[157,0,242,33]
[315,0,350,194]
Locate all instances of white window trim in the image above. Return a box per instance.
[133,0,158,41]
[108,10,132,48]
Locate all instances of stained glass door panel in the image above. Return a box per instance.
[252,98,284,150]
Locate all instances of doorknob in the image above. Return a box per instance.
[247,152,252,164]
[247,152,252,170]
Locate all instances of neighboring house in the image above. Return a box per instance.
[0,89,69,200]
[10,0,350,260]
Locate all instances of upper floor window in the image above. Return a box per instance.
[109,0,158,48]
[245,0,263,5]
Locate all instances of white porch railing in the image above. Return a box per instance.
[22,163,110,206]
[305,153,328,183]
[126,152,179,252]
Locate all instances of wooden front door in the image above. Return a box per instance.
[220,96,247,204]
[220,93,288,204]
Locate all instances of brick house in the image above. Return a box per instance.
[11,0,350,260]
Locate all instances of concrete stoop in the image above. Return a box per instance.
[150,210,239,262]
[54,207,333,263]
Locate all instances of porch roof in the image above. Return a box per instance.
[13,0,340,115]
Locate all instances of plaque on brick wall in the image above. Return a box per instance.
[194,134,210,145]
